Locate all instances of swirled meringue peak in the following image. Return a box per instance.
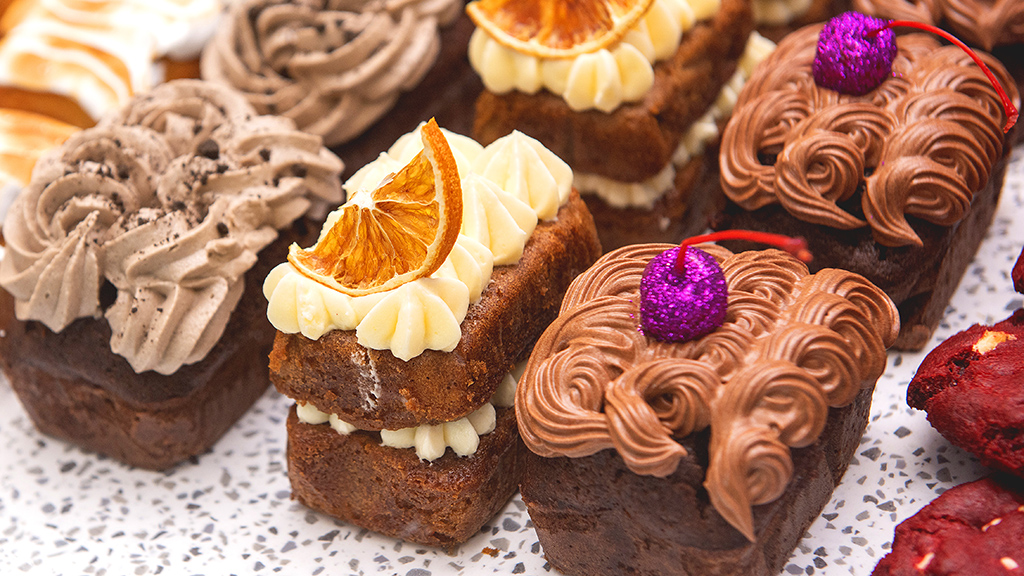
[200,0,461,146]
[517,243,899,540]
[265,125,573,360]
[0,79,344,375]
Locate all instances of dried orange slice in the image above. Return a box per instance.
[467,0,654,58]
[288,119,462,296]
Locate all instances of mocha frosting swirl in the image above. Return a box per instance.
[516,244,899,540]
[854,0,1024,50]
[0,79,343,375]
[200,0,461,146]
[721,28,1018,247]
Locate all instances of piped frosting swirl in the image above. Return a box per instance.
[720,28,1018,247]
[516,243,899,540]
[853,0,1024,51]
[264,127,571,360]
[200,0,461,146]
[0,79,344,374]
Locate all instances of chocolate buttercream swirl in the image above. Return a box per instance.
[854,0,1024,51]
[200,0,460,147]
[721,27,1018,247]
[0,80,344,374]
[516,245,899,540]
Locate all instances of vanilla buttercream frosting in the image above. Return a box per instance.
[0,80,344,375]
[201,0,461,146]
[264,126,573,361]
[468,0,720,112]
[295,367,519,460]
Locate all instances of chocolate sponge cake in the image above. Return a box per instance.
[516,243,899,575]
[0,80,343,470]
[715,22,1018,350]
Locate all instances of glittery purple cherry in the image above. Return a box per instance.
[812,11,896,96]
[639,246,728,343]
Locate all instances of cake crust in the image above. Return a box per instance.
[286,405,526,549]
[270,190,602,430]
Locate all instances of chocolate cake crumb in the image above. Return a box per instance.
[197,139,220,160]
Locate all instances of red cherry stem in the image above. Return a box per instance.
[674,230,813,274]
[875,20,1018,133]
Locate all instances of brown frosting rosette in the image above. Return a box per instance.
[720,27,1017,247]
[853,0,1024,50]
[516,244,899,540]
[0,80,344,375]
[200,0,461,147]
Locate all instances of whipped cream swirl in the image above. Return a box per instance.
[201,0,461,146]
[0,80,344,374]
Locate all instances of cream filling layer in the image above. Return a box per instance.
[752,0,814,26]
[469,0,721,113]
[265,128,573,361]
[294,367,520,461]
[576,32,776,210]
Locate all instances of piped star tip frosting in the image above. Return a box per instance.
[812,11,1018,132]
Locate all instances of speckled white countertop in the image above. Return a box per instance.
[2,149,1023,576]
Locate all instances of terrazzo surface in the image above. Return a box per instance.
[2,149,1023,575]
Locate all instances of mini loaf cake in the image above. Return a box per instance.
[715,17,1019,350]
[872,475,1024,576]
[0,79,344,470]
[469,0,774,250]
[201,0,480,175]
[516,242,899,576]
[265,123,602,547]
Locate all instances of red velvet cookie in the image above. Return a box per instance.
[872,475,1024,576]
[908,310,1024,477]
[1013,248,1024,294]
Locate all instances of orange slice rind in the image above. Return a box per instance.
[288,118,462,297]
[467,0,655,59]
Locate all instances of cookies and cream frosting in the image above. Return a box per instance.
[468,0,720,113]
[264,127,572,361]
[201,0,461,147]
[0,80,344,375]
[720,28,1018,247]
[853,0,1024,50]
[0,0,222,121]
[516,243,899,539]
